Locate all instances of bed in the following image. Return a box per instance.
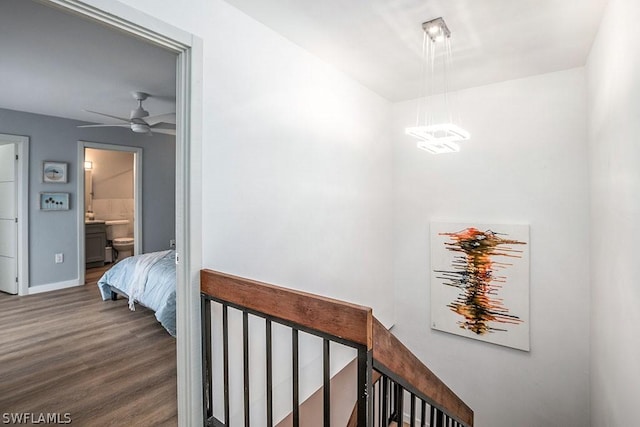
[97,249,176,336]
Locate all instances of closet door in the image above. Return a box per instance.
[0,143,17,294]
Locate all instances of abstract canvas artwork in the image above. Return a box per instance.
[430,222,530,351]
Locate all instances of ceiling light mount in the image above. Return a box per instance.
[130,91,150,120]
[422,17,450,42]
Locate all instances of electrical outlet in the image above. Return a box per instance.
[169,239,176,248]
[55,253,64,264]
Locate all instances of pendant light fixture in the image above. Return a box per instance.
[405,17,470,154]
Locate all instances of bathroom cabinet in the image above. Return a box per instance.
[86,222,106,268]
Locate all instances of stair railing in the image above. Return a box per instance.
[201,269,473,427]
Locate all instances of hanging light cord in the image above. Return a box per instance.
[416,29,428,127]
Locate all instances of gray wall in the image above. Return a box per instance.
[0,108,175,288]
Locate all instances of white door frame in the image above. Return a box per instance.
[77,142,143,284]
[44,1,203,425]
[0,134,29,296]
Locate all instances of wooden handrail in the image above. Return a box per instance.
[200,269,473,426]
[201,269,373,348]
[372,319,473,426]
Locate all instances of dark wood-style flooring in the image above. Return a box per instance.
[0,265,177,425]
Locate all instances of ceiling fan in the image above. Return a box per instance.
[78,91,176,136]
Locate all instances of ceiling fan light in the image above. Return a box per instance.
[131,123,150,133]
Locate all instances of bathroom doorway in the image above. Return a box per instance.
[78,142,142,284]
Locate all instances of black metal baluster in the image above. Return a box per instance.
[243,311,250,427]
[323,339,330,427]
[394,380,398,421]
[420,400,426,427]
[356,348,372,425]
[435,408,444,427]
[223,304,230,425]
[201,297,212,424]
[395,384,404,424]
[292,329,299,427]
[266,320,273,427]
[389,384,393,426]
[366,351,373,425]
[381,377,388,426]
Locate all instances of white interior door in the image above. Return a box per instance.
[0,143,17,294]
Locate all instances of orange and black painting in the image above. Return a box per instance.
[431,223,530,350]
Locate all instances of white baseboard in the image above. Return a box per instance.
[28,279,82,295]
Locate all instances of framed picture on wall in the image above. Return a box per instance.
[43,161,68,183]
[40,192,70,211]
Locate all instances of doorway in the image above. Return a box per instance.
[38,1,202,424]
[0,134,29,296]
[79,143,142,281]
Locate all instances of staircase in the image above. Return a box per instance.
[201,269,473,427]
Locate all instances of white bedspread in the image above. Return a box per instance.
[98,250,177,336]
[128,250,172,310]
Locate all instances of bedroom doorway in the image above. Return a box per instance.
[39,1,202,424]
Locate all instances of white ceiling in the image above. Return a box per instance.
[224,0,608,102]
[0,0,608,121]
[0,0,176,124]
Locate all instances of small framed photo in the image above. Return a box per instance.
[43,161,68,183]
[40,192,70,211]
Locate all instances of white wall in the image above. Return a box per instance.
[391,68,590,427]
[118,0,393,321]
[587,0,640,424]
[202,6,394,422]
[86,149,134,200]
[116,0,394,424]
[86,149,135,236]
[203,8,394,322]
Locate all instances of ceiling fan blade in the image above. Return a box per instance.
[146,112,176,126]
[151,128,176,136]
[84,109,130,123]
[78,124,130,128]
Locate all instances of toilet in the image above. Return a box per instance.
[105,219,134,260]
